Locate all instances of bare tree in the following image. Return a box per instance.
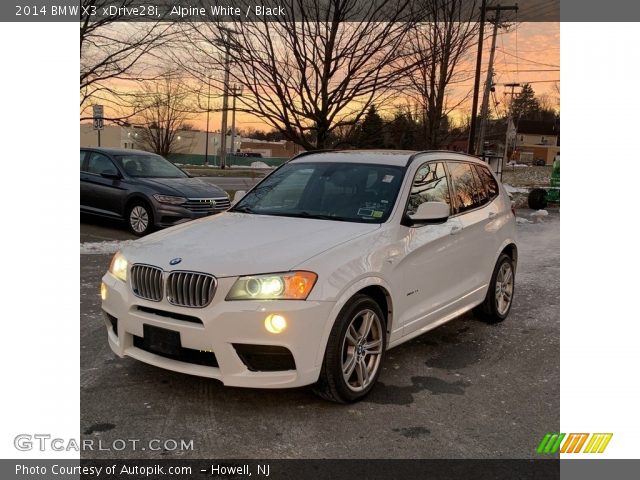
[405,0,479,149]
[182,0,416,150]
[133,73,197,157]
[80,0,174,120]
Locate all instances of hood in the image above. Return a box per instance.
[123,212,380,277]
[137,177,226,198]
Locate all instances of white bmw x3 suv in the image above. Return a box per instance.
[101,150,517,402]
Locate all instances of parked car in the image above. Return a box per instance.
[101,150,517,402]
[81,148,230,235]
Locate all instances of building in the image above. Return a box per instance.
[513,119,560,165]
[80,123,300,166]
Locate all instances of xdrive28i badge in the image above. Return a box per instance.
[169,258,182,265]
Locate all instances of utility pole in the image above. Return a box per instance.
[204,76,211,166]
[476,4,518,157]
[218,43,231,169]
[229,84,243,159]
[467,0,486,155]
[501,82,520,180]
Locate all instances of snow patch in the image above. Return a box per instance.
[516,217,533,224]
[530,209,549,217]
[80,240,136,255]
[503,183,529,194]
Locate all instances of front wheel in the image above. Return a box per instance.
[127,201,154,236]
[313,294,386,403]
[474,253,515,323]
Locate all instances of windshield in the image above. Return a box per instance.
[232,161,405,223]
[115,154,188,178]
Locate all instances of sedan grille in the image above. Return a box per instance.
[166,271,217,308]
[130,264,164,302]
[184,197,230,213]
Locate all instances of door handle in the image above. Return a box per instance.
[386,251,400,263]
[450,225,462,235]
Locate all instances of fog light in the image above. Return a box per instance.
[100,282,107,301]
[264,314,287,334]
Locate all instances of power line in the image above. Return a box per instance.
[496,48,559,68]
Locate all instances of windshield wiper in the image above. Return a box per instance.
[233,205,256,214]
[270,211,349,222]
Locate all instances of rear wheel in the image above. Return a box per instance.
[127,201,154,236]
[474,253,515,323]
[313,294,386,403]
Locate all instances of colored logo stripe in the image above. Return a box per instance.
[537,433,613,454]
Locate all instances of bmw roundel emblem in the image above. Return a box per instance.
[169,257,182,266]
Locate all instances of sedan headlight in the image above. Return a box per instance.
[153,194,187,205]
[226,271,317,300]
[109,251,128,282]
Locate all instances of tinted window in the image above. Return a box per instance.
[471,164,489,206]
[447,162,484,213]
[115,154,187,178]
[406,162,450,216]
[233,162,405,223]
[80,150,87,170]
[474,164,499,201]
[85,153,118,176]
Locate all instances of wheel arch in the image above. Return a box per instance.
[313,276,395,369]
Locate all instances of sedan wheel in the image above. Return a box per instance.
[127,203,153,236]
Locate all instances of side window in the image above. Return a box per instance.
[406,162,450,216]
[85,153,118,176]
[474,164,499,201]
[447,162,483,213]
[80,150,87,170]
[471,164,489,206]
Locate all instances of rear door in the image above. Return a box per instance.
[446,161,495,296]
[80,152,126,217]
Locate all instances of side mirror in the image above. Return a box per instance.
[101,171,121,180]
[406,201,450,226]
[232,190,246,205]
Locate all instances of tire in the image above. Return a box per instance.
[474,253,515,324]
[126,201,154,236]
[528,188,548,210]
[313,294,387,403]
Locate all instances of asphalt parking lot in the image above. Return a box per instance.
[80,209,559,459]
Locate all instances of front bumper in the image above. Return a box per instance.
[152,202,225,228]
[101,273,335,388]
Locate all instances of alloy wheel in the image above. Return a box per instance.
[341,309,383,392]
[129,206,149,234]
[495,262,514,316]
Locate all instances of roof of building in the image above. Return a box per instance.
[517,120,559,136]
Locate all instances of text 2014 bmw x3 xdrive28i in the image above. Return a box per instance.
[101,150,517,403]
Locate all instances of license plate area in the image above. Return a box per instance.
[142,324,181,357]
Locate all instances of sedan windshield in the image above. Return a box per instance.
[115,154,187,178]
[232,162,405,223]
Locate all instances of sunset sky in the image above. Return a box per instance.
[92,21,559,134]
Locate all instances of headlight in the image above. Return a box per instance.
[153,194,187,205]
[109,251,128,282]
[226,271,317,300]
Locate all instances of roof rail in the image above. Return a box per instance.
[287,149,336,162]
[406,149,479,166]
